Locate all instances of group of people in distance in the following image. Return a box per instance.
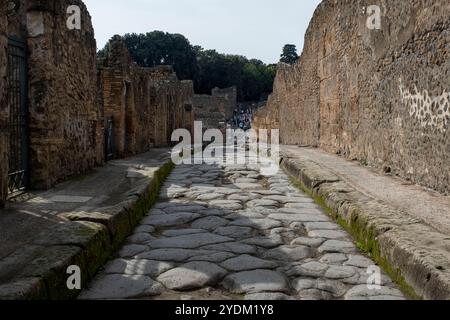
[230,108,253,131]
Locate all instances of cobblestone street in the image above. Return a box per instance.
[80,148,404,300]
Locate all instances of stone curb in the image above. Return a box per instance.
[279,153,450,300]
[0,160,174,300]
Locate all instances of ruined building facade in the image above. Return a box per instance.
[193,87,237,131]
[253,0,450,194]
[99,36,194,156]
[0,0,104,203]
[0,1,196,206]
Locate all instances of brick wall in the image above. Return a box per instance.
[212,86,237,119]
[253,0,450,194]
[25,0,103,189]
[192,87,237,132]
[99,37,195,155]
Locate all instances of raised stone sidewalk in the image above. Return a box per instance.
[279,146,450,300]
[0,149,173,299]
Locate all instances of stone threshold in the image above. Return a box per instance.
[279,147,450,300]
[0,152,174,300]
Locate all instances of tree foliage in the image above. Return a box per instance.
[99,31,277,102]
[280,44,299,65]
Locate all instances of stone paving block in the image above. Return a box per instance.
[157,262,227,290]
[221,255,278,271]
[222,270,289,294]
[79,274,163,299]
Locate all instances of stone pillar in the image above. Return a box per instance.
[0,2,8,206]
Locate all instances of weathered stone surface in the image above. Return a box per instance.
[222,270,289,294]
[316,279,348,297]
[230,218,282,230]
[253,0,450,197]
[234,183,264,190]
[298,289,333,300]
[242,235,284,249]
[157,262,227,290]
[191,216,229,231]
[126,233,155,244]
[33,221,109,248]
[291,237,325,247]
[134,225,155,234]
[221,255,278,271]
[209,200,243,210]
[147,233,233,249]
[141,212,201,227]
[245,292,294,300]
[344,255,374,268]
[228,194,259,202]
[202,242,257,255]
[319,253,348,265]
[136,249,217,262]
[197,193,224,201]
[308,229,349,240]
[0,277,46,300]
[193,87,236,130]
[104,259,174,278]
[214,226,254,239]
[268,213,330,223]
[79,153,404,300]
[344,285,405,300]
[79,274,163,299]
[246,199,279,208]
[287,262,329,277]
[293,278,316,292]
[162,229,208,237]
[324,266,357,279]
[118,245,149,258]
[318,240,357,254]
[163,206,206,214]
[188,252,236,263]
[263,245,311,261]
[304,222,341,232]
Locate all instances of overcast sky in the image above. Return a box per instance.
[84,0,322,64]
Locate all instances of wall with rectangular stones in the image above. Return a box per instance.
[193,94,228,132]
[20,0,103,189]
[99,37,195,156]
[212,86,237,120]
[253,0,450,194]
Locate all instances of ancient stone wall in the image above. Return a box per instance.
[253,0,450,194]
[0,0,103,203]
[193,93,228,131]
[100,37,194,155]
[24,0,103,189]
[212,86,237,119]
[192,87,236,132]
[0,2,8,206]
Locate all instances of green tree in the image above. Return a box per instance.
[121,31,198,81]
[99,32,276,102]
[280,44,299,64]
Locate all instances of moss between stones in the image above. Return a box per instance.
[70,160,175,300]
[284,163,421,300]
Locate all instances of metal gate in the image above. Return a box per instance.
[105,116,115,161]
[7,37,29,195]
